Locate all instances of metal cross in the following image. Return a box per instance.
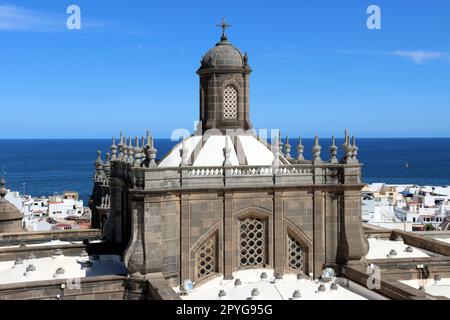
[216,17,231,38]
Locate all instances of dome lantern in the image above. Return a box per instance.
[197,19,252,134]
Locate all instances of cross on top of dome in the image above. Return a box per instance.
[216,17,231,41]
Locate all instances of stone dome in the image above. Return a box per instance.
[0,178,23,233]
[200,37,247,69]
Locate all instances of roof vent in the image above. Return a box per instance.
[249,288,260,300]
[218,290,226,300]
[387,249,397,258]
[292,290,301,300]
[404,246,413,253]
[52,249,64,259]
[14,258,24,266]
[434,274,442,285]
[330,283,339,290]
[234,278,242,287]
[260,272,268,280]
[271,273,283,283]
[24,264,36,276]
[54,267,66,278]
[317,284,326,293]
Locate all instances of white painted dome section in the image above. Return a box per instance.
[158,136,202,167]
[158,135,286,167]
[192,135,239,166]
[237,135,277,166]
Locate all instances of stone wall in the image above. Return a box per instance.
[123,183,368,286]
[0,275,127,300]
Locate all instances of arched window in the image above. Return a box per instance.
[239,217,265,267]
[223,85,238,119]
[195,234,217,281]
[287,234,306,272]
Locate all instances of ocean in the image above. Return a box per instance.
[1,138,449,204]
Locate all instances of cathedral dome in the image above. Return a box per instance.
[0,178,23,233]
[199,19,248,69]
[201,39,245,68]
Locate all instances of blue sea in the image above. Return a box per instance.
[1,138,449,204]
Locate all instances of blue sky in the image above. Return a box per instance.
[0,0,449,138]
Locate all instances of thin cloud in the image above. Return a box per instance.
[0,4,108,32]
[335,49,450,64]
[392,50,449,64]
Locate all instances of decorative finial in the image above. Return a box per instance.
[284,136,291,160]
[0,176,7,200]
[216,17,231,41]
[119,132,124,146]
[297,137,304,161]
[330,135,338,163]
[135,136,139,148]
[312,136,322,162]
[143,132,157,167]
[111,137,117,161]
[96,151,103,164]
[278,132,284,156]
[342,129,352,161]
[351,136,358,161]
[244,51,248,66]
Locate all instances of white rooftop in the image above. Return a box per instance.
[366,238,430,259]
[401,277,450,298]
[434,237,450,245]
[0,239,103,250]
[0,254,127,285]
[158,135,288,167]
[173,268,368,300]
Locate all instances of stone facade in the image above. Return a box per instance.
[91,27,370,288]
[106,154,369,286]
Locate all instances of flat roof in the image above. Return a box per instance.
[366,238,430,259]
[401,278,450,298]
[0,254,126,285]
[173,268,368,300]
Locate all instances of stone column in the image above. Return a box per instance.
[338,188,369,264]
[103,177,122,245]
[180,194,190,282]
[273,191,284,274]
[223,192,234,279]
[123,204,146,275]
[144,197,163,273]
[313,189,326,278]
